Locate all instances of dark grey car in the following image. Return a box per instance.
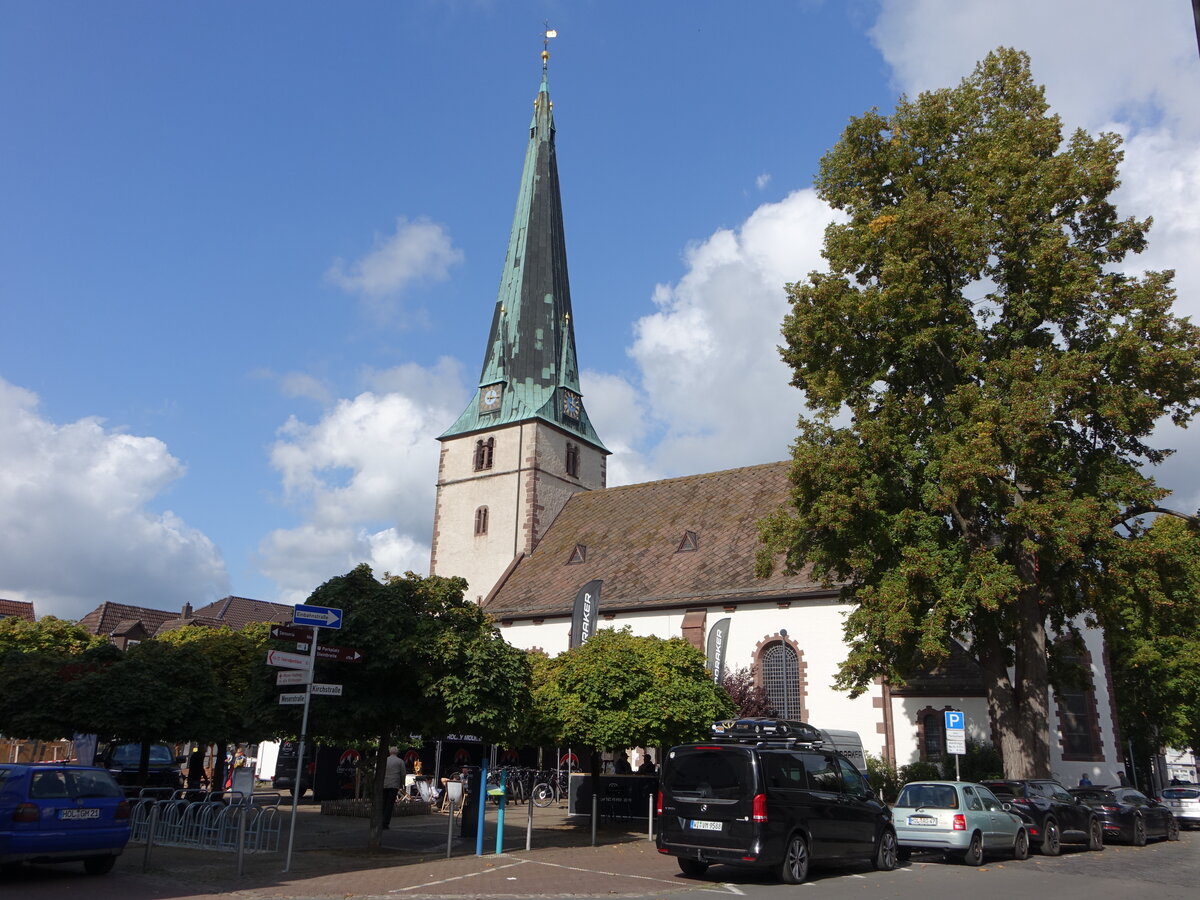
[655,718,897,884]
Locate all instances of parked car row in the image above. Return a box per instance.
[655,719,1186,886]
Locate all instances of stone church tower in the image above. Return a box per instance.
[430,49,608,602]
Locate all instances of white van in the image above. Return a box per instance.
[819,729,867,774]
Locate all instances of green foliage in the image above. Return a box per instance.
[534,627,735,750]
[759,47,1200,776]
[249,565,533,748]
[866,753,902,803]
[1100,516,1200,755]
[898,761,942,786]
[0,616,104,654]
[938,739,1004,783]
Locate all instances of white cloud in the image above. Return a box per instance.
[258,357,467,602]
[0,377,229,620]
[756,173,772,191]
[326,216,464,309]
[623,189,838,476]
[578,369,659,487]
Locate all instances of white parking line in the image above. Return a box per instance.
[388,860,527,892]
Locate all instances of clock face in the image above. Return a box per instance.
[480,385,502,412]
[562,390,581,419]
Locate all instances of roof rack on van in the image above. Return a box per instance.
[710,718,824,748]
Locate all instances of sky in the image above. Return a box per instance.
[2,1,1198,621]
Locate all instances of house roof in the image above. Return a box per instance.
[76,602,179,638]
[192,596,292,630]
[0,598,36,621]
[482,461,833,620]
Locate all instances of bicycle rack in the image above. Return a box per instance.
[129,791,282,852]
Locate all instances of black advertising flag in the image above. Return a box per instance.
[569,579,602,648]
[706,616,731,683]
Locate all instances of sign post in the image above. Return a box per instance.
[281,603,341,873]
[945,710,966,781]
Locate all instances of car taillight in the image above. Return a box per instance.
[952,814,966,831]
[656,790,663,816]
[752,793,768,822]
[1100,804,1121,812]
[13,803,39,823]
[115,800,131,820]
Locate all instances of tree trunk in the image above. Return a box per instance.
[367,738,386,850]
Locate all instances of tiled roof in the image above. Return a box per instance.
[76,602,180,637]
[482,461,831,620]
[152,615,225,636]
[192,596,292,630]
[0,599,36,621]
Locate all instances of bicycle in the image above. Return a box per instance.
[531,768,566,807]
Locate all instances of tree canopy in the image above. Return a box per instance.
[534,627,734,750]
[759,48,1200,777]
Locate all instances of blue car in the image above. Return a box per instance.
[0,764,131,875]
[893,780,1030,865]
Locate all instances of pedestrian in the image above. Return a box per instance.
[459,766,480,839]
[638,756,656,775]
[225,746,249,790]
[1078,773,1092,786]
[382,747,406,830]
[613,751,632,774]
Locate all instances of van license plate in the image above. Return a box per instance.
[690,819,722,831]
[59,808,100,820]
[908,815,937,826]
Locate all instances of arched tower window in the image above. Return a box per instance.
[473,437,495,471]
[474,506,489,536]
[566,442,579,477]
[759,641,803,720]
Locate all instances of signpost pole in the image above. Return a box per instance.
[283,624,320,873]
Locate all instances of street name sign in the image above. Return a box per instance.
[276,669,312,686]
[309,683,343,697]
[945,710,966,755]
[294,642,364,663]
[267,649,313,670]
[271,624,315,642]
[293,604,343,629]
[278,692,307,705]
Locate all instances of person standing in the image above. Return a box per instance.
[382,747,406,830]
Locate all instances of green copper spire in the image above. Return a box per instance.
[440,45,606,451]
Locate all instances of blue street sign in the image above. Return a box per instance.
[945,710,965,731]
[293,604,343,629]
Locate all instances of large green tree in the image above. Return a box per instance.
[250,565,532,848]
[759,48,1200,777]
[534,627,734,751]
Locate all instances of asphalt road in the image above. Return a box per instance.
[3,819,1197,900]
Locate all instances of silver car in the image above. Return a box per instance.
[893,780,1030,865]
[1159,785,1200,829]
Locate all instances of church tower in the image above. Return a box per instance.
[430,44,608,602]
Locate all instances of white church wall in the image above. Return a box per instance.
[890,696,991,768]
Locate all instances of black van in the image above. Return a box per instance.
[656,718,897,883]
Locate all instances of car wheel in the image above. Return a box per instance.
[1132,816,1147,846]
[1088,818,1104,851]
[677,858,709,878]
[83,856,117,876]
[1013,828,1030,860]
[961,832,985,866]
[873,829,898,870]
[1039,819,1061,856]
[779,834,810,884]
[1166,816,1180,841]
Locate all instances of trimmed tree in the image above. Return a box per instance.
[759,48,1200,777]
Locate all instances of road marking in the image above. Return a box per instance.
[389,860,527,892]
[522,858,697,888]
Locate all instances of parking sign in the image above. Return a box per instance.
[944,710,966,755]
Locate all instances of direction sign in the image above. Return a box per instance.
[276,669,313,686]
[266,649,313,670]
[294,642,364,663]
[293,604,343,629]
[270,623,315,642]
[309,683,343,696]
[278,692,307,705]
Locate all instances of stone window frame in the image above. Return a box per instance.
[566,441,579,478]
[916,705,952,763]
[473,506,489,536]
[1053,638,1105,762]
[474,437,495,471]
[752,632,807,721]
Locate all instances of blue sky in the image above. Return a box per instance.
[3,1,1198,620]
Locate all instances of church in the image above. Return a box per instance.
[427,47,1124,784]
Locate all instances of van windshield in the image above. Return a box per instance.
[665,748,753,800]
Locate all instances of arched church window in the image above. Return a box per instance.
[1054,640,1103,760]
[474,437,495,471]
[760,642,803,720]
[566,442,579,477]
[474,506,489,536]
[919,709,946,763]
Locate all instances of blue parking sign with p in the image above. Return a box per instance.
[945,710,964,730]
